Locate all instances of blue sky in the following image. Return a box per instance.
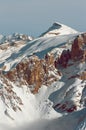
[0,0,86,37]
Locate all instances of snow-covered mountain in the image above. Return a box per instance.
[0,22,86,130]
[0,33,33,44]
[40,22,78,37]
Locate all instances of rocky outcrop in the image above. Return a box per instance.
[79,71,86,80]
[5,54,60,94]
[71,34,86,61]
[55,33,86,69]
[54,49,71,68]
[0,74,23,112]
[58,49,71,68]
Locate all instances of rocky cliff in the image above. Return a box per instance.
[4,53,60,94]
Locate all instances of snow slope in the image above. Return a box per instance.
[0,23,79,72]
[40,22,78,37]
[0,33,79,71]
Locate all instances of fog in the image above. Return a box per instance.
[1,119,49,130]
[1,108,86,130]
[0,114,80,130]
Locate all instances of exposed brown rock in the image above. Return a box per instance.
[71,35,86,61]
[55,33,86,69]
[5,69,17,81]
[79,71,86,80]
[55,49,71,68]
[5,54,60,94]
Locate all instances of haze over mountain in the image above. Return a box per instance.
[0,0,86,36]
[0,22,86,130]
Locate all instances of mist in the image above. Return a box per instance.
[0,113,81,130]
[1,119,49,130]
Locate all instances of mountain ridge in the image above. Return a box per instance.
[0,22,86,130]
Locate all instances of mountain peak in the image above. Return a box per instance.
[40,22,78,37]
[49,22,62,30]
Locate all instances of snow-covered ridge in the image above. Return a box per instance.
[0,33,79,72]
[0,33,33,45]
[40,22,78,37]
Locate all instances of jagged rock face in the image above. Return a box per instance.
[55,33,86,69]
[0,74,23,112]
[57,49,71,68]
[71,34,86,61]
[70,34,86,80]
[5,54,60,94]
